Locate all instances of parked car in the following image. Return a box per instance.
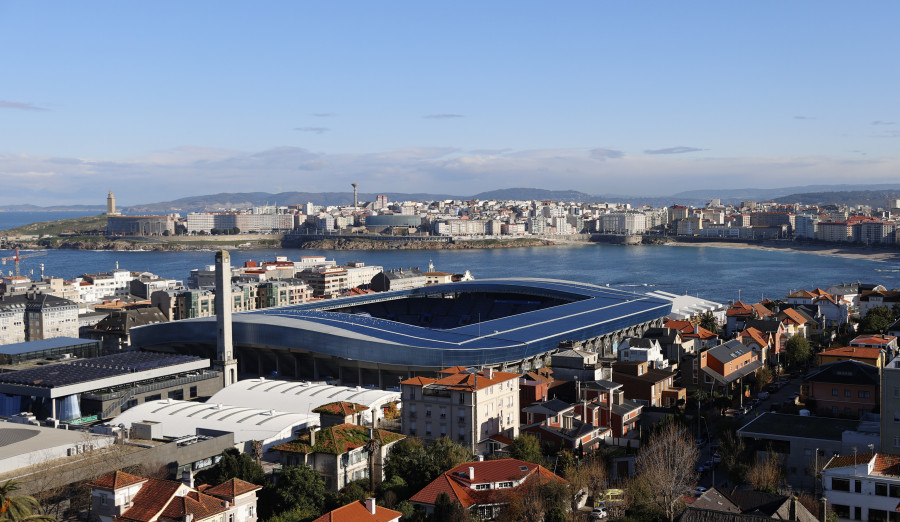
[758,391,770,400]
[590,506,608,520]
[694,486,708,496]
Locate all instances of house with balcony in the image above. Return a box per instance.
[803,360,879,418]
[612,361,684,408]
[520,398,609,453]
[695,339,763,392]
[822,452,900,522]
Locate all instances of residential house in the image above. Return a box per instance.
[822,452,900,522]
[815,294,852,327]
[313,499,401,522]
[859,289,900,318]
[737,327,772,366]
[549,348,611,381]
[826,282,885,308]
[617,338,668,369]
[520,398,609,453]
[695,339,763,393]
[409,459,567,520]
[817,346,884,368]
[744,318,788,363]
[400,367,520,454]
[850,334,897,355]
[87,471,261,522]
[724,301,774,338]
[313,402,370,428]
[803,360,879,418]
[642,326,692,362]
[271,423,405,492]
[85,307,168,352]
[664,319,720,352]
[577,380,643,439]
[682,487,818,522]
[777,308,810,339]
[612,361,684,408]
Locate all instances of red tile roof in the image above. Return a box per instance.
[725,302,753,317]
[312,501,402,522]
[313,401,369,416]
[159,490,226,521]
[114,479,183,522]
[203,478,262,501]
[738,327,769,348]
[400,376,436,386]
[824,453,876,471]
[664,320,717,339]
[750,303,774,318]
[87,470,147,491]
[851,335,896,346]
[819,346,882,360]
[409,459,565,509]
[781,308,807,326]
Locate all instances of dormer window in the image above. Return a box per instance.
[498,481,513,488]
[474,483,490,490]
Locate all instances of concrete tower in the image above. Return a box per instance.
[351,183,359,208]
[106,190,117,215]
[214,250,238,387]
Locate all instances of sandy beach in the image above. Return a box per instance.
[666,239,900,263]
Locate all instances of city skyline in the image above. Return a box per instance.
[1,1,898,206]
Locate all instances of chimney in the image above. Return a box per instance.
[365,497,376,515]
[819,497,827,522]
[468,466,475,480]
[309,427,317,447]
[181,470,194,488]
[789,496,797,520]
[484,367,494,380]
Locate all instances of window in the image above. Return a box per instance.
[859,390,871,398]
[426,422,431,436]
[831,478,850,492]
[845,407,852,416]
[890,484,900,498]
[189,386,198,398]
[855,480,862,493]
[475,484,490,490]
[845,389,852,397]
[876,483,888,496]
[426,407,431,417]
[498,481,513,488]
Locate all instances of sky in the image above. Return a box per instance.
[1,1,898,206]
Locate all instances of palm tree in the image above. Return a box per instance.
[0,480,55,522]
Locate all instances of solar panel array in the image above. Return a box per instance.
[0,352,202,388]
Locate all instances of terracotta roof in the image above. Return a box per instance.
[664,319,716,339]
[272,423,404,455]
[851,335,896,346]
[824,453,875,470]
[400,376,436,386]
[410,459,565,508]
[312,500,402,522]
[114,479,183,522]
[159,490,226,522]
[725,302,752,317]
[750,303,773,318]
[819,346,882,360]
[203,478,262,500]
[313,401,369,416]
[87,470,147,491]
[780,308,807,326]
[738,327,769,348]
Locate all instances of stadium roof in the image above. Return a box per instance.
[112,399,316,450]
[0,352,209,398]
[208,379,400,417]
[131,278,672,369]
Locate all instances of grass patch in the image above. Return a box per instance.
[2,214,108,236]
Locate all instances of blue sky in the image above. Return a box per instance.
[1,1,898,206]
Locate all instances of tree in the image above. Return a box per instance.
[634,423,699,522]
[429,437,472,477]
[432,492,471,522]
[507,433,544,465]
[266,464,326,520]
[746,449,783,494]
[859,306,895,334]
[755,366,774,388]
[0,480,55,522]
[384,437,469,495]
[196,448,265,486]
[784,335,811,369]
[696,312,720,335]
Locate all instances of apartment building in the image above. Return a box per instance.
[400,367,520,454]
[822,453,900,521]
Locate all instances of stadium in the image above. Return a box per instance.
[130,278,672,388]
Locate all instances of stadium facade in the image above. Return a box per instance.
[131,279,671,388]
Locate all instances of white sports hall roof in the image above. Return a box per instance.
[644,290,725,320]
[112,399,315,450]
[208,379,401,418]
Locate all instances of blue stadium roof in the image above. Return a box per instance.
[0,337,99,356]
[131,279,672,369]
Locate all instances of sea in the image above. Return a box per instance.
[1,211,897,304]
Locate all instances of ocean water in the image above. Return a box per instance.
[0,210,102,230]
[1,211,896,304]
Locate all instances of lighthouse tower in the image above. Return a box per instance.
[107,191,118,215]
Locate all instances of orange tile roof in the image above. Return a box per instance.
[87,470,147,491]
[851,335,897,346]
[313,401,369,416]
[819,346,882,360]
[738,327,769,348]
[312,501,402,522]
[114,479,183,522]
[750,303,774,318]
[203,478,262,501]
[159,490,226,521]
[725,301,753,317]
[781,308,807,326]
[824,453,876,470]
[400,376,436,386]
[410,459,565,508]
[431,369,520,391]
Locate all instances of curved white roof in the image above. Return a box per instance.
[209,379,401,419]
[112,399,315,450]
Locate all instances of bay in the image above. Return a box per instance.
[0,243,894,305]
[1,211,896,304]
[0,210,103,231]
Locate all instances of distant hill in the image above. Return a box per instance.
[472,188,595,202]
[773,190,900,207]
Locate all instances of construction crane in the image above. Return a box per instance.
[2,247,47,277]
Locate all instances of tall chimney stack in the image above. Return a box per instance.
[215,250,238,387]
[351,183,359,208]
